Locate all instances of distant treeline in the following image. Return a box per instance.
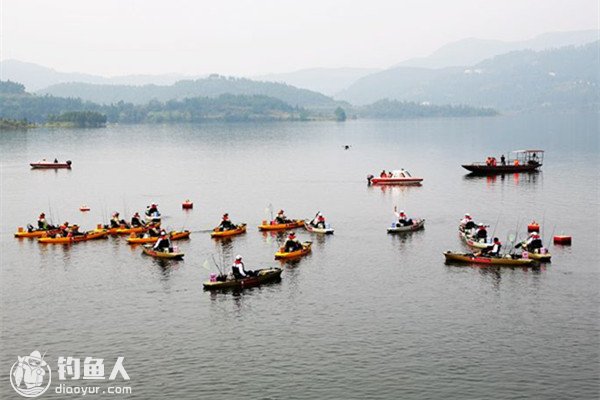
[358,99,498,118]
[0,79,498,127]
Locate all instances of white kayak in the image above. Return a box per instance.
[304,221,334,234]
[387,219,425,233]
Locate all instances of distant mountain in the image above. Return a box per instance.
[337,42,600,111]
[395,30,599,69]
[37,75,340,109]
[254,68,380,96]
[0,59,196,91]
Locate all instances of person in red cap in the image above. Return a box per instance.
[231,255,255,279]
[393,207,413,227]
[218,213,236,231]
[284,232,302,252]
[130,212,144,227]
[475,224,488,243]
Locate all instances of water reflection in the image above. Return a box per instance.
[463,171,542,186]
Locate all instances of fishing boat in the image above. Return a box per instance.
[304,221,334,234]
[80,205,91,212]
[211,224,247,238]
[258,219,304,231]
[14,228,57,238]
[459,230,491,249]
[126,230,190,244]
[443,251,535,266]
[274,241,312,260]
[462,150,544,175]
[367,169,423,185]
[142,247,184,259]
[30,160,72,169]
[202,268,282,290]
[38,229,109,244]
[387,219,425,233]
[103,225,151,236]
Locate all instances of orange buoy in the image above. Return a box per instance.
[182,200,193,209]
[80,205,90,212]
[553,235,572,245]
[527,221,540,232]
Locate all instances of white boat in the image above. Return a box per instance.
[304,221,334,234]
[387,219,425,233]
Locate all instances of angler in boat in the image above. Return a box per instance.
[284,232,303,252]
[109,212,129,228]
[153,231,173,252]
[474,224,488,243]
[145,203,161,221]
[217,213,236,231]
[308,212,327,229]
[459,213,477,231]
[476,237,502,257]
[523,231,544,252]
[275,209,292,224]
[130,212,145,227]
[231,255,256,278]
[393,207,414,227]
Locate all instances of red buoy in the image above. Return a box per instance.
[553,235,572,245]
[182,200,193,209]
[527,222,540,232]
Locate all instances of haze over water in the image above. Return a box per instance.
[1,112,598,399]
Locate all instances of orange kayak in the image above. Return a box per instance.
[126,230,190,244]
[15,229,55,238]
[211,224,247,238]
[274,241,312,259]
[38,230,109,244]
[258,220,304,231]
[104,225,150,235]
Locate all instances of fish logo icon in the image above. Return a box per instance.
[10,351,52,398]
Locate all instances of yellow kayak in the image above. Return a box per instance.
[258,220,304,231]
[211,224,247,238]
[38,230,109,244]
[274,241,312,260]
[142,247,184,259]
[15,229,54,238]
[126,230,190,244]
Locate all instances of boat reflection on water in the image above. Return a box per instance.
[368,183,422,195]
[463,171,542,186]
[445,262,547,289]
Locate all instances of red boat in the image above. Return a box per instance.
[30,160,72,169]
[367,169,423,185]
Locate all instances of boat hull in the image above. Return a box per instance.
[258,220,304,231]
[370,177,423,185]
[38,230,109,244]
[387,219,425,233]
[275,242,312,259]
[30,163,71,169]
[304,222,334,234]
[444,251,534,266]
[126,231,190,244]
[142,247,184,259]
[203,268,282,290]
[211,224,247,238]
[14,229,56,238]
[462,164,541,175]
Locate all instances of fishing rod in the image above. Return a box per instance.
[508,217,522,255]
[546,224,556,249]
[490,213,501,240]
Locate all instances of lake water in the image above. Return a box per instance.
[1,113,599,399]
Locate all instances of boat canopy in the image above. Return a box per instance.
[390,169,412,178]
[510,150,544,164]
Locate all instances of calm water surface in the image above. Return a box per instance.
[1,113,599,399]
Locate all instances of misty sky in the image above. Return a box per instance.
[1,0,597,77]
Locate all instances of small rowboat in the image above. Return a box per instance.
[443,251,534,266]
[38,230,109,244]
[304,221,334,234]
[142,247,184,259]
[258,219,304,231]
[367,169,423,185]
[126,230,190,244]
[30,160,72,169]
[80,205,91,212]
[275,241,312,260]
[203,268,282,290]
[387,219,425,233]
[211,224,247,238]
[459,231,490,249]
